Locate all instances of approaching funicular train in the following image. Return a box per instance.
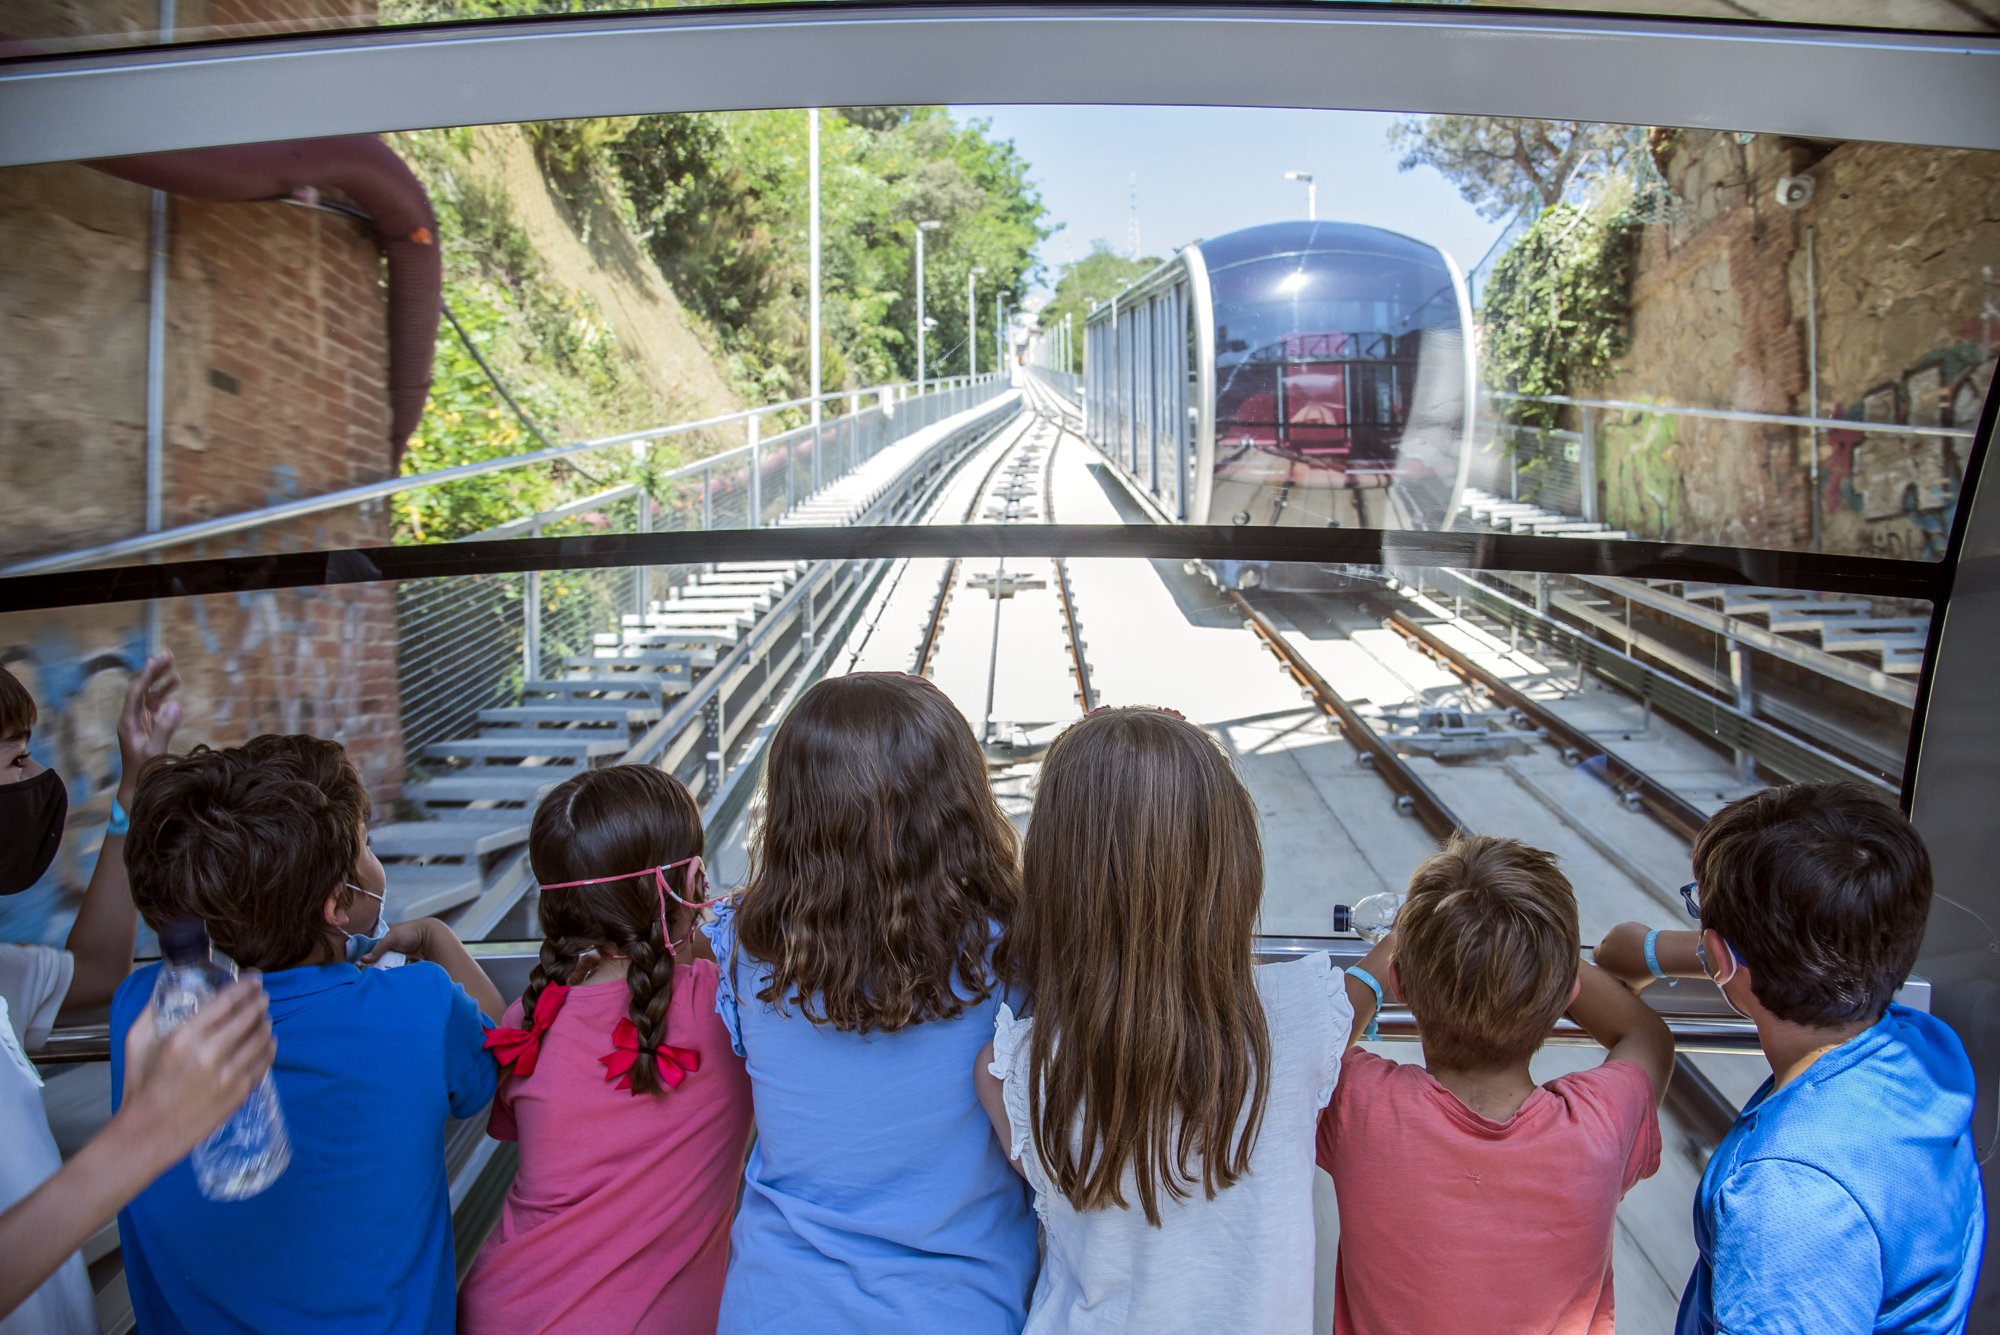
[1082,220,1476,589]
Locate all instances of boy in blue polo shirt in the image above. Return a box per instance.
[1597,782,1984,1334]
[108,736,501,1333]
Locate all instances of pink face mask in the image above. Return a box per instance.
[537,855,709,956]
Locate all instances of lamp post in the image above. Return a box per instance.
[915,219,941,392]
[967,266,985,382]
[808,109,822,490]
[1284,170,1316,221]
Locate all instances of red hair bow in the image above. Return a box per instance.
[598,1018,700,1094]
[484,984,569,1078]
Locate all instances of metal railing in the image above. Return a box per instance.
[391,376,1014,760]
[1471,390,1975,548]
[0,373,1007,578]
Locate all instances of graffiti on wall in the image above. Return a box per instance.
[0,626,145,946]
[1821,338,1994,562]
[1,581,404,947]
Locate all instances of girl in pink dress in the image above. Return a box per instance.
[459,765,752,1335]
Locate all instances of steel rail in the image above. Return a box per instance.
[1225,588,1463,844]
[1231,584,1743,1141]
[1379,602,1708,843]
[1033,390,1096,714]
[912,411,1038,677]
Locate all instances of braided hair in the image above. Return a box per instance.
[524,765,705,1095]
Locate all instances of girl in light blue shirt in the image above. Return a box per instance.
[704,673,1036,1335]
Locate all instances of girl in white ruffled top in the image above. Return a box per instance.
[975,706,1358,1335]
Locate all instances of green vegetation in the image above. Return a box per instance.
[1034,243,1163,374]
[1476,190,1638,429]
[1392,116,1642,428]
[607,107,1046,393]
[1388,116,1630,221]
[385,107,1047,543]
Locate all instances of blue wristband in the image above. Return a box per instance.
[1348,964,1385,1041]
[1643,929,1681,987]
[107,799,130,838]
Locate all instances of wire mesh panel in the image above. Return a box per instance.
[395,573,525,759]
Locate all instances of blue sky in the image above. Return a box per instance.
[953,105,1507,298]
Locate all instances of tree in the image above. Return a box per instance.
[1036,242,1163,373]
[1388,117,1630,221]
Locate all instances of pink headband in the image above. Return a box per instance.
[537,855,708,956]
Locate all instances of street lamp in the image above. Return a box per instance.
[915,219,941,391]
[967,266,986,382]
[1284,170,1317,222]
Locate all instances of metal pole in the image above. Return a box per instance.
[1805,223,1821,554]
[747,413,762,526]
[915,225,927,393]
[967,269,979,383]
[809,108,823,496]
[142,0,173,654]
[524,519,543,681]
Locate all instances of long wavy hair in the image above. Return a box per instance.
[523,764,704,1096]
[1007,707,1271,1226]
[736,672,1019,1033]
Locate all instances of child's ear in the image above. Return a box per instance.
[1568,974,1583,1009]
[323,887,352,933]
[1387,961,1402,1002]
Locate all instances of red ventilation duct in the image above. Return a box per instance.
[89,136,441,464]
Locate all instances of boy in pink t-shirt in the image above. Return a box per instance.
[1319,836,1674,1335]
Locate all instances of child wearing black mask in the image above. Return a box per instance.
[0,653,182,1333]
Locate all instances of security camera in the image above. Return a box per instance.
[1775,175,1815,210]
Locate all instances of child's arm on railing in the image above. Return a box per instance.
[1343,934,1396,1049]
[1567,960,1675,1107]
[1593,922,1703,991]
[364,920,505,1021]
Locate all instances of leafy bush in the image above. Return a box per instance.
[1479,192,1638,430]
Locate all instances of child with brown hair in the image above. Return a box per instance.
[1319,834,1674,1334]
[705,672,1036,1335]
[975,705,1353,1334]
[459,764,751,1334]
[109,733,500,1333]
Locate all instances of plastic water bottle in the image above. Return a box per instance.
[150,919,292,1201]
[1335,892,1406,944]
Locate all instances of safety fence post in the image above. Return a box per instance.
[748,413,763,528]
[523,517,544,682]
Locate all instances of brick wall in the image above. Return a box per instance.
[0,0,409,942]
[1591,132,1998,558]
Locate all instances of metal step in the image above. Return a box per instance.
[1723,594,1867,618]
[594,628,738,648]
[384,864,486,918]
[423,736,626,763]
[1821,628,1928,654]
[1883,645,1926,675]
[685,570,793,589]
[649,593,772,614]
[371,817,528,859]
[565,650,714,670]
[523,677,679,701]
[406,775,561,807]
[477,705,654,726]
[1767,613,1924,636]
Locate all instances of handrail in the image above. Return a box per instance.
[1487,389,1975,440]
[0,373,1000,578]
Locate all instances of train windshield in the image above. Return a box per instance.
[1207,237,1469,535]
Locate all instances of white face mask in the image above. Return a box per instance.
[344,883,391,965]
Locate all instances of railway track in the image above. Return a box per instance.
[902,386,1093,748]
[1230,582,1740,1145]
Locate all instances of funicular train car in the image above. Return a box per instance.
[1084,220,1473,588]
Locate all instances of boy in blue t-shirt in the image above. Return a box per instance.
[1597,782,1985,1334]
[109,736,500,1334]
